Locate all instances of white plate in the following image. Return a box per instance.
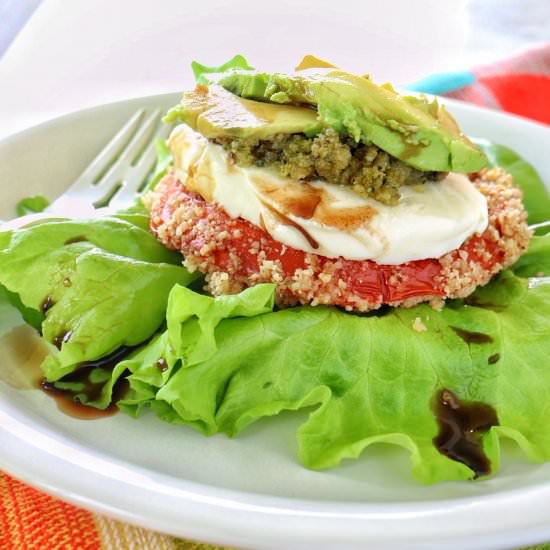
[0,95,549,550]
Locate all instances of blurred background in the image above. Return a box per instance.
[0,0,549,139]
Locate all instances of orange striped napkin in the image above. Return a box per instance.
[0,471,229,549]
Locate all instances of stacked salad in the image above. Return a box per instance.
[1,56,550,484]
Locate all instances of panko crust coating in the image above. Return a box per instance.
[146,167,530,312]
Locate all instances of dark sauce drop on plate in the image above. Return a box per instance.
[2,321,139,420]
[433,388,498,478]
[40,378,126,420]
[1,328,117,418]
[39,345,134,420]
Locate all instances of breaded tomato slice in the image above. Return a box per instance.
[147,168,530,312]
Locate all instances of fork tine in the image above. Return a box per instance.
[62,109,145,198]
[529,277,550,288]
[135,124,172,174]
[130,123,172,188]
[43,106,172,215]
[107,125,172,210]
[529,220,550,232]
[95,109,162,190]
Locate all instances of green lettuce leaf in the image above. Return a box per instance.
[166,283,275,367]
[512,235,550,278]
[3,287,43,330]
[15,195,50,217]
[115,284,275,417]
[40,249,194,381]
[0,217,196,381]
[191,54,254,84]
[116,332,169,416]
[118,275,550,484]
[475,139,550,232]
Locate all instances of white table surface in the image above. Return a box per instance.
[0,0,548,142]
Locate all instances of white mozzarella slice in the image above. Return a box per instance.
[169,124,488,265]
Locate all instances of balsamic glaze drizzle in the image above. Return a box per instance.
[433,388,498,478]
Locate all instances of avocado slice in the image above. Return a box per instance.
[164,84,322,140]
[215,58,487,172]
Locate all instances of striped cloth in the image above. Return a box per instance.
[1,44,549,549]
[409,43,550,125]
[0,473,228,549]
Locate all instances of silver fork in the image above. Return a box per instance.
[51,108,171,215]
[3,108,171,229]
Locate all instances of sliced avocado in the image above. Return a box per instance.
[215,59,487,172]
[295,55,338,70]
[164,84,322,140]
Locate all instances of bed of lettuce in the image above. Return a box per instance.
[1,138,549,484]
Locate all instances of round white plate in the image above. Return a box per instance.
[0,95,549,550]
